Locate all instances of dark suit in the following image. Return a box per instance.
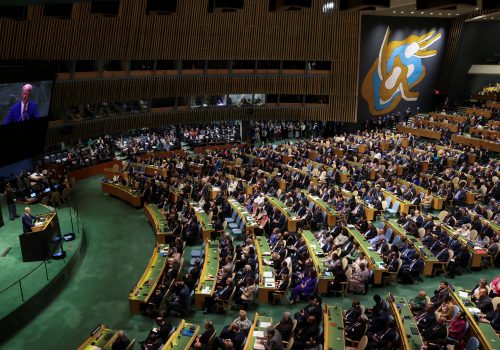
[22,213,36,233]
[476,295,493,314]
[5,100,40,124]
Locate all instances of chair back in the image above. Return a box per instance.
[392,235,401,246]
[385,197,392,209]
[469,230,478,241]
[359,304,365,315]
[438,211,448,222]
[492,297,500,309]
[391,201,400,213]
[465,337,480,350]
[357,335,368,350]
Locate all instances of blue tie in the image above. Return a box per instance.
[22,103,28,121]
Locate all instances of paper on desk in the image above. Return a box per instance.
[263,271,273,278]
[265,277,275,284]
[458,291,469,298]
[253,342,265,350]
[259,322,271,328]
[89,346,102,350]
[253,331,265,338]
[468,307,481,315]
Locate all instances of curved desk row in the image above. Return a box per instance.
[101,181,143,208]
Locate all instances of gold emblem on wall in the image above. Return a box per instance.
[361,27,442,115]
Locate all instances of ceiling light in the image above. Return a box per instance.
[411,11,414,14]
[430,12,434,15]
[448,13,451,16]
[401,11,405,14]
[393,10,396,13]
[322,2,334,12]
[438,13,442,15]
[475,8,479,10]
[421,11,424,14]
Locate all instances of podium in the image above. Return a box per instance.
[19,211,62,262]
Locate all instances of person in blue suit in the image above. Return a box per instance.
[5,84,40,124]
[22,207,36,233]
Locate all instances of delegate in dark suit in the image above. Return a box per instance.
[5,100,40,124]
[22,212,36,233]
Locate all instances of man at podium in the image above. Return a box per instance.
[22,207,36,233]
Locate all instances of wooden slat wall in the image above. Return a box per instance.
[51,75,333,106]
[0,0,361,144]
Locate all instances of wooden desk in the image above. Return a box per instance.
[255,236,275,303]
[451,135,500,153]
[339,172,349,184]
[397,125,442,140]
[465,191,477,205]
[169,186,183,204]
[439,222,487,268]
[382,189,412,215]
[225,174,256,196]
[465,108,492,118]
[393,178,444,210]
[388,295,423,350]
[346,225,387,285]
[335,186,376,221]
[265,195,301,232]
[228,198,259,234]
[102,181,143,208]
[77,325,118,350]
[468,210,500,236]
[129,244,169,314]
[189,201,215,240]
[209,186,221,200]
[383,219,439,276]
[301,190,338,226]
[302,230,333,294]
[243,314,273,350]
[69,159,121,181]
[161,320,200,350]
[324,304,344,350]
[450,287,499,350]
[131,162,167,177]
[144,204,170,244]
[195,241,219,308]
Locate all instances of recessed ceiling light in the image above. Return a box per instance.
[421,11,424,14]
[430,12,434,15]
[401,11,405,14]
[456,13,459,16]
[438,13,442,15]
[393,10,396,13]
[411,11,414,14]
[448,13,451,16]
[475,8,479,10]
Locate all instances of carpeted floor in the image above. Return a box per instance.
[1,176,499,349]
[0,202,81,321]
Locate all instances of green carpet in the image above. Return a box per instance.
[0,202,81,320]
[1,176,499,349]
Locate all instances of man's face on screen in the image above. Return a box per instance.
[22,88,31,103]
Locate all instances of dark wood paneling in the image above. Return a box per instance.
[1,0,361,128]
